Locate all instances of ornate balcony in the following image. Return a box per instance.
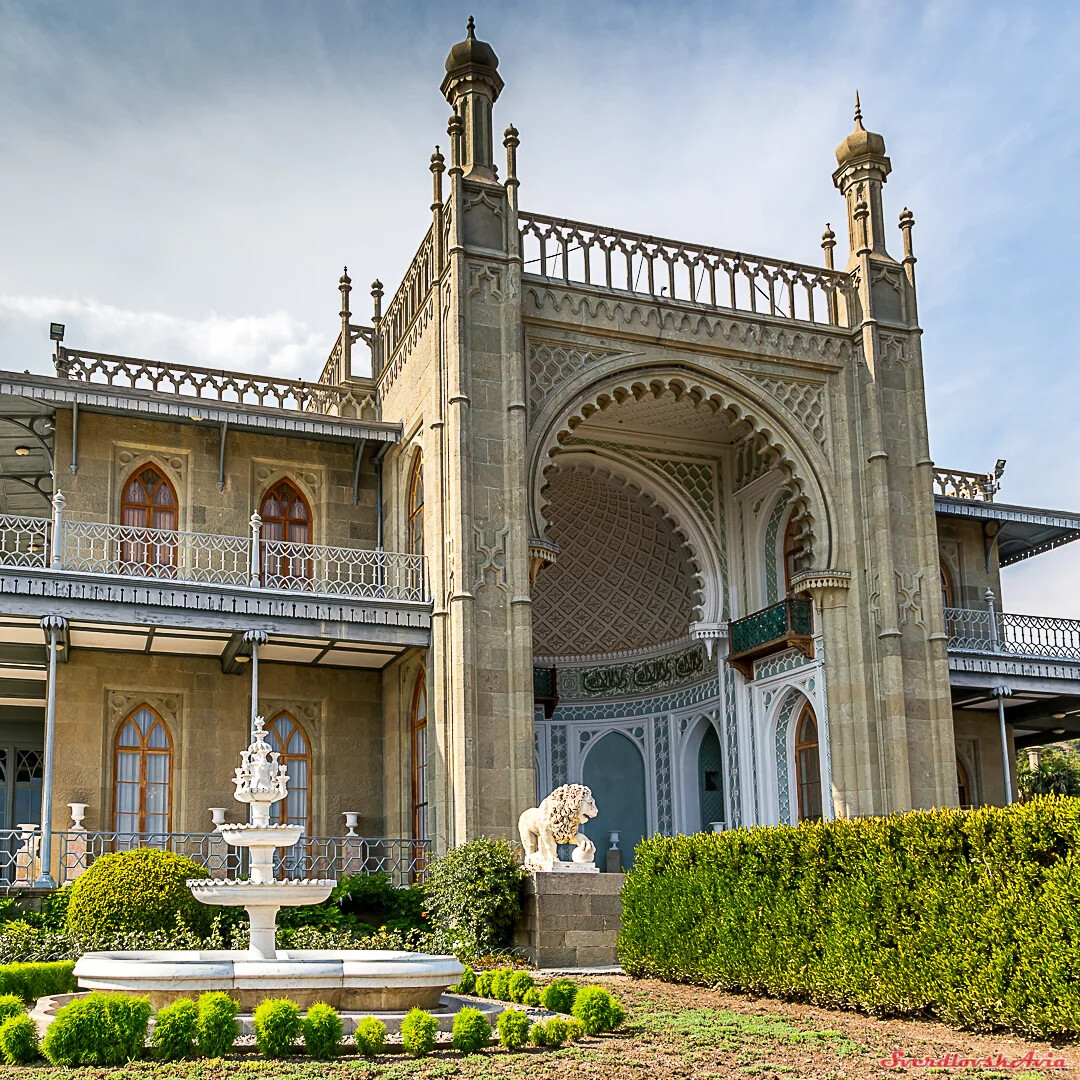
[945,607,1080,663]
[727,597,814,677]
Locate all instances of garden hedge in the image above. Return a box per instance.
[0,961,76,1002]
[619,797,1080,1037]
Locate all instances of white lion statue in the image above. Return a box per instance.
[518,784,599,872]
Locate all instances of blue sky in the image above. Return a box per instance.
[1,0,1078,613]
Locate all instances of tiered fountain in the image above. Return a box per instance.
[73,717,463,1012]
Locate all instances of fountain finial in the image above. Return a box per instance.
[232,716,289,828]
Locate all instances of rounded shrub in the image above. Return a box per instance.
[196,991,239,1057]
[540,977,578,1014]
[152,997,198,1061]
[450,965,476,994]
[0,1013,39,1065]
[41,991,151,1066]
[473,969,494,997]
[400,1007,438,1057]
[302,1002,342,1059]
[496,1007,530,1051]
[507,970,535,1003]
[523,986,542,1007]
[66,850,210,941]
[354,1015,387,1057]
[571,986,625,1034]
[423,837,523,955]
[451,1006,491,1053]
[543,1017,569,1046]
[254,998,301,1059]
[490,968,512,1001]
[529,1020,547,1046]
[0,994,24,1024]
[566,1016,586,1041]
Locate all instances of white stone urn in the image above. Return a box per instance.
[343,811,360,836]
[67,803,88,830]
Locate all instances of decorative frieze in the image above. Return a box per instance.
[550,642,711,702]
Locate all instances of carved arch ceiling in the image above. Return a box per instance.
[532,467,699,658]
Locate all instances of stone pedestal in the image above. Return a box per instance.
[512,872,624,969]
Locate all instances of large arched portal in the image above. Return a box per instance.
[581,731,648,870]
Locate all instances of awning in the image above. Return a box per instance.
[935,495,1080,566]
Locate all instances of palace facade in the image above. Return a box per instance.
[3,22,1080,883]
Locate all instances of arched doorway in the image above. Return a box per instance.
[697,724,725,831]
[120,464,178,575]
[260,479,312,586]
[581,731,647,870]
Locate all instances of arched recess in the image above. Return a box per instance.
[677,714,726,834]
[528,368,835,574]
[581,731,648,870]
[769,685,824,826]
[544,449,721,627]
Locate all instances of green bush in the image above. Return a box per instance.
[41,991,151,1066]
[496,1007,530,1050]
[66,849,210,941]
[302,1002,342,1059]
[450,965,476,994]
[540,977,577,1014]
[0,994,23,1024]
[542,1017,569,1046]
[571,986,624,1034]
[40,888,72,932]
[489,968,512,1000]
[253,998,301,1059]
[620,798,1080,1038]
[196,991,239,1057]
[566,1016,586,1041]
[450,1005,491,1053]
[473,969,494,997]
[423,837,523,956]
[0,1013,39,1064]
[529,1020,547,1046]
[0,960,76,1001]
[354,1014,387,1057]
[400,1007,438,1057]
[507,970,535,1003]
[523,986,542,1007]
[151,998,198,1061]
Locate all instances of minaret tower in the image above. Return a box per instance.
[441,16,504,183]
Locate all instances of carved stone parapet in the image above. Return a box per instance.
[528,537,558,584]
[790,569,852,594]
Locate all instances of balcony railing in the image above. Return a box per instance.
[933,463,1004,503]
[945,607,1080,663]
[0,510,427,604]
[0,828,429,891]
[727,597,814,677]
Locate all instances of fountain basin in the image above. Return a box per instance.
[188,880,335,907]
[73,949,465,1011]
[216,824,304,848]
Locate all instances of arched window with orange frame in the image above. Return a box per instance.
[120,464,178,575]
[794,702,822,822]
[263,712,312,834]
[406,452,424,558]
[411,672,429,850]
[114,705,172,836]
[260,479,313,586]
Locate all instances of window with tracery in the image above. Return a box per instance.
[120,465,178,573]
[794,703,822,822]
[263,712,311,833]
[260,479,312,584]
[114,705,171,835]
[407,453,424,558]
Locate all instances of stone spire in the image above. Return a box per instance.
[441,16,503,182]
[832,92,893,263]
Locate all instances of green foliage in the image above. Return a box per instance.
[540,977,578,1014]
[496,1007,531,1050]
[423,837,524,956]
[566,1016,586,1041]
[523,986,542,1007]
[450,964,476,994]
[195,991,239,1058]
[529,1020,547,1046]
[0,994,24,1024]
[253,998,301,1059]
[1019,750,1080,799]
[41,991,150,1066]
[354,1015,387,1057]
[572,986,625,1034]
[473,969,494,997]
[400,1007,438,1057]
[542,1017,569,1046]
[0,960,76,1001]
[302,1002,342,1059]
[66,849,210,941]
[151,998,198,1061]
[507,969,535,1003]
[619,797,1080,1038]
[450,1005,491,1053]
[489,968,512,1000]
[39,888,72,931]
[0,1013,39,1065]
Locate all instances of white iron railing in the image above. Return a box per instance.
[945,607,1080,663]
[0,501,428,605]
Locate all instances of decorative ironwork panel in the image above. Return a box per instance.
[263,539,426,603]
[945,607,1080,662]
[0,515,48,568]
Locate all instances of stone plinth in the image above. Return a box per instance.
[512,872,624,969]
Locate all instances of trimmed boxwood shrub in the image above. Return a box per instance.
[400,1007,438,1057]
[540,977,577,1014]
[529,1020,547,1046]
[0,960,76,1001]
[523,986,542,1007]
[196,991,239,1057]
[67,850,210,940]
[571,986,625,1034]
[0,1013,39,1064]
[151,998,198,1061]
[302,1002,342,1059]
[253,998,301,1059]
[507,970,535,1003]
[619,797,1080,1038]
[566,1016,586,1041]
[354,1015,387,1057]
[473,969,494,997]
[41,991,151,1066]
[542,1016,569,1046]
[0,994,23,1024]
[489,968,512,1001]
[450,1005,491,1052]
[450,965,476,994]
[496,1007,530,1050]
[423,837,523,955]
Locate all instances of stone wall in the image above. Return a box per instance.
[512,873,623,969]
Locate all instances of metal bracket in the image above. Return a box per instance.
[983,519,1003,573]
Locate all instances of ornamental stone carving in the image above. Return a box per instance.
[518,783,599,873]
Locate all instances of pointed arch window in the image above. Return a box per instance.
[411,673,429,847]
[120,465,178,574]
[263,712,311,833]
[407,453,424,558]
[260,480,312,585]
[114,705,172,836]
[794,703,822,822]
[783,513,800,596]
